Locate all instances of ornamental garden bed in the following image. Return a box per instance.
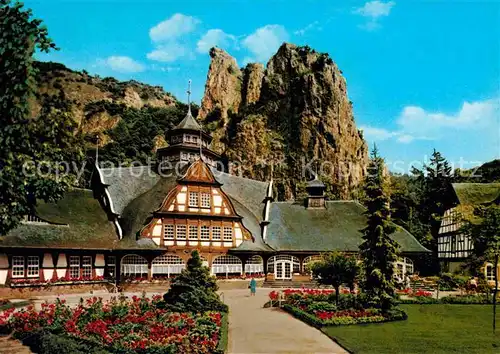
[0,295,227,353]
[269,289,407,327]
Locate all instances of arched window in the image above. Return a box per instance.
[245,255,264,274]
[152,254,185,277]
[267,255,300,273]
[121,255,148,277]
[212,255,242,275]
[302,255,323,272]
[485,263,494,281]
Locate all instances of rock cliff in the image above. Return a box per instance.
[199,43,368,200]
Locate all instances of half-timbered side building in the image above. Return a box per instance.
[438,183,500,281]
[0,104,429,288]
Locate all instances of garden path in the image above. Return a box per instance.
[223,288,348,354]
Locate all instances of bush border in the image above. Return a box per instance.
[282,304,407,328]
[216,312,229,353]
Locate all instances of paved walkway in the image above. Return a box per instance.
[223,289,347,354]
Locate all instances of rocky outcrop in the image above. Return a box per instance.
[242,63,264,105]
[32,61,177,142]
[200,43,368,200]
[199,47,243,121]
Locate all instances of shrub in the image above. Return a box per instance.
[160,250,228,313]
[21,331,111,354]
[307,302,337,313]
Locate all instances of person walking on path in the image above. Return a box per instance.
[249,277,257,296]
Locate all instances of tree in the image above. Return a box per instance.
[161,250,228,313]
[310,252,360,305]
[411,149,455,273]
[0,0,83,234]
[359,145,400,311]
[463,204,500,333]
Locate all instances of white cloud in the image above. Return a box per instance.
[147,43,187,62]
[196,29,236,53]
[97,56,145,73]
[360,126,397,141]
[149,13,200,42]
[354,1,395,18]
[242,25,289,63]
[294,21,321,36]
[354,1,395,31]
[361,97,499,144]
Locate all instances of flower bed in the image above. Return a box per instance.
[283,304,407,327]
[0,295,225,353]
[10,276,106,288]
[270,289,407,327]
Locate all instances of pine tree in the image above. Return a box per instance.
[162,250,228,313]
[359,145,400,311]
[411,149,454,273]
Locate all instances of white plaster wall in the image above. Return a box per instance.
[42,253,53,267]
[152,237,161,246]
[177,193,186,204]
[213,195,222,207]
[0,270,7,285]
[95,254,105,267]
[56,254,67,268]
[153,225,162,237]
[0,254,8,268]
[43,269,54,280]
[95,268,104,276]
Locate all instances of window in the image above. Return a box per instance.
[164,224,174,240]
[82,256,92,278]
[223,227,233,241]
[486,264,495,281]
[12,256,24,278]
[27,256,39,277]
[212,226,221,241]
[69,256,80,279]
[189,192,199,207]
[176,225,187,240]
[107,256,116,278]
[121,255,148,277]
[200,226,210,240]
[188,225,199,240]
[201,193,211,208]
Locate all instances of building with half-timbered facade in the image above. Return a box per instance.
[0,104,428,288]
[438,183,500,282]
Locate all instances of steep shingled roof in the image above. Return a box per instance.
[452,183,500,205]
[1,189,118,249]
[98,165,160,215]
[265,201,429,253]
[174,110,202,130]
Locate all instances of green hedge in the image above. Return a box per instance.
[399,295,493,305]
[283,305,407,328]
[216,312,229,354]
[19,331,111,354]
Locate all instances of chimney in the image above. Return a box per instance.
[305,177,326,209]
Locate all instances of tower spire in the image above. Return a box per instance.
[187,79,192,115]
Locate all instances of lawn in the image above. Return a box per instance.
[322,304,500,354]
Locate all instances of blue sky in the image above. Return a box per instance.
[25,0,500,171]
